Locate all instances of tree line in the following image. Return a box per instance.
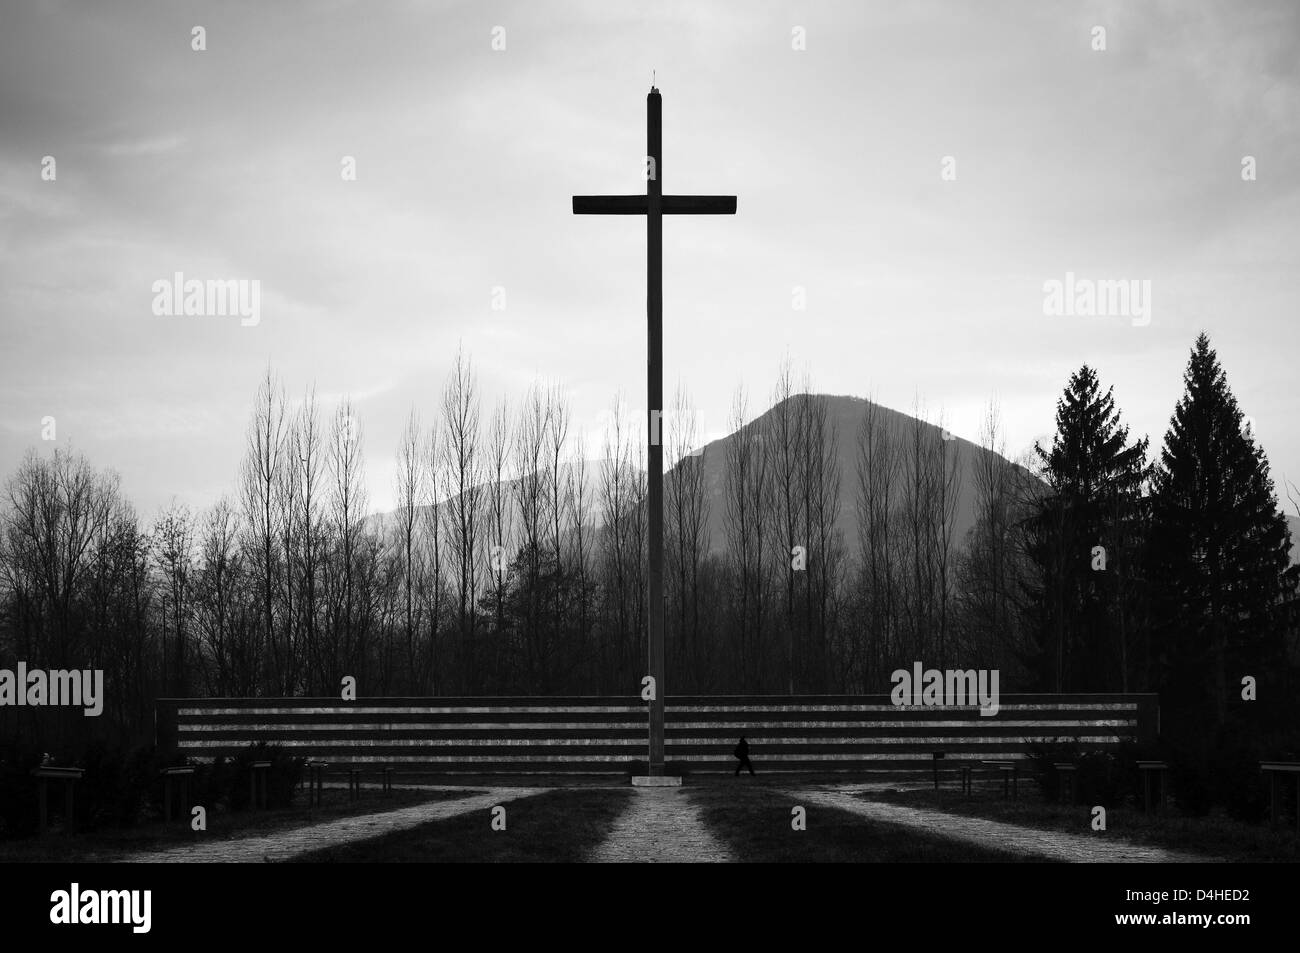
[2,335,1296,753]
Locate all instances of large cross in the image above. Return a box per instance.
[573,86,736,778]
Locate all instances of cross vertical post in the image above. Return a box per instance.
[573,86,736,780]
[646,88,666,775]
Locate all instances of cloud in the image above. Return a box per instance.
[1,0,1297,521]
[101,135,186,157]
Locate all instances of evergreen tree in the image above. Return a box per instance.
[1026,365,1149,691]
[1148,333,1298,737]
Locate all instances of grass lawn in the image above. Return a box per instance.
[0,786,474,862]
[287,786,633,862]
[691,781,1058,862]
[864,786,1300,862]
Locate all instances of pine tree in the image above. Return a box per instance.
[1027,365,1149,691]
[1148,333,1298,736]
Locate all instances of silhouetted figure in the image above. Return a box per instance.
[733,737,755,776]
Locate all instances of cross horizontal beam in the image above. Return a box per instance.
[572,195,737,215]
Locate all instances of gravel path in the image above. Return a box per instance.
[793,787,1216,863]
[118,787,546,863]
[587,787,735,863]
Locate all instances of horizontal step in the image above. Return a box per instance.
[175,751,1051,766]
[178,705,645,717]
[175,735,1126,751]
[160,694,1155,773]
[176,745,1120,761]
[176,720,1134,735]
[160,693,1157,707]
[174,713,1136,731]
[175,702,1139,718]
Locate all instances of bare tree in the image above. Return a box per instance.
[599,394,637,690]
[960,402,1017,668]
[768,361,804,692]
[567,444,593,690]
[855,397,902,687]
[94,497,156,737]
[1,448,129,742]
[440,347,484,687]
[422,420,445,693]
[724,387,770,689]
[326,398,367,690]
[629,420,649,692]
[274,412,301,694]
[293,388,324,694]
[666,381,708,690]
[153,502,194,695]
[800,391,843,690]
[680,395,711,689]
[193,497,248,696]
[240,367,287,692]
[486,399,513,648]
[547,385,571,656]
[898,398,944,664]
[514,384,550,684]
[929,410,962,668]
[395,407,424,692]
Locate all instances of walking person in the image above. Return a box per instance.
[733,736,755,776]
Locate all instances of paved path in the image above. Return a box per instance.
[794,787,1215,863]
[587,787,735,863]
[119,787,545,863]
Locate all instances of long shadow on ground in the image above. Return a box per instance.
[287,787,633,863]
[0,788,472,863]
[690,781,1060,862]
[866,787,1288,862]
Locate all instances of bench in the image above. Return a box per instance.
[160,766,196,823]
[1260,762,1300,834]
[304,764,384,800]
[304,761,327,808]
[1053,763,1078,804]
[982,760,1019,799]
[1136,761,1168,813]
[156,693,1159,776]
[30,767,84,834]
[249,760,271,810]
[932,752,975,797]
[336,765,392,803]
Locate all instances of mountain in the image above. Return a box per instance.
[368,395,1030,559]
[368,395,1300,569]
[683,394,1026,557]
[365,457,603,549]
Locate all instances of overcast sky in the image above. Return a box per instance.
[2,0,1298,519]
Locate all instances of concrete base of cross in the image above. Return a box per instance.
[632,775,682,787]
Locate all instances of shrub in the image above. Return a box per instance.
[227,743,304,811]
[191,755,232,814]
[78,741,174,828]
[0,744,44,839]
[1026,738,1179,809]
[1166,747,1212,816]
[0,739,304,838]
